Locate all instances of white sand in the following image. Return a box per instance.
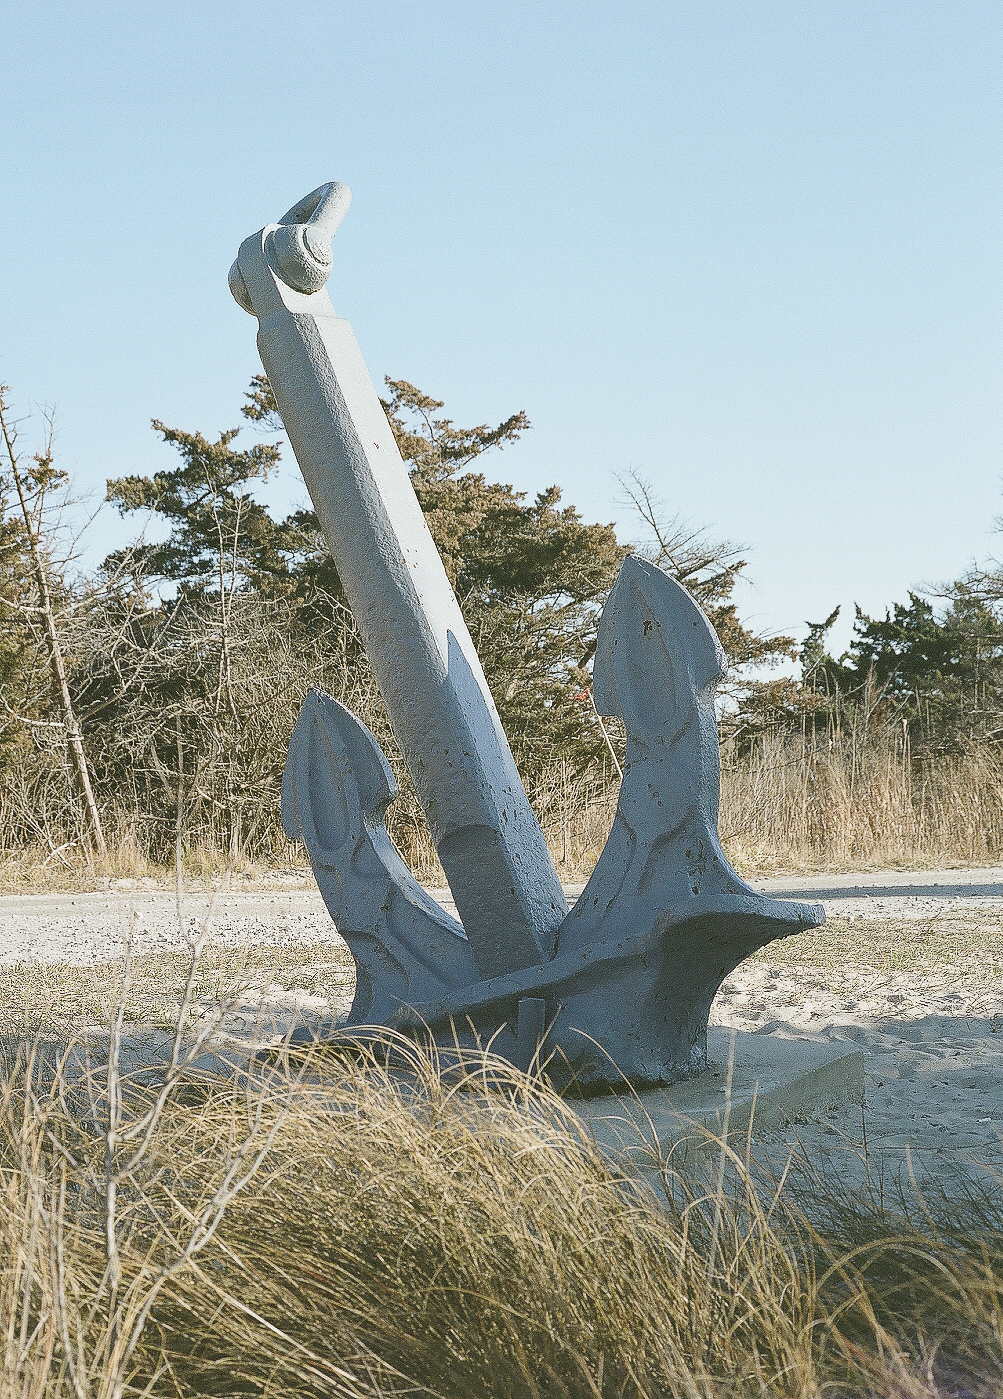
[3,868,1002,1192]
[731,869,1003,1192]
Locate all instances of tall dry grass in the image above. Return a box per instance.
[532,731,1003,879]
[721,731,1003,873]
[4,1005,1003,1398]
[3,729,1003,893]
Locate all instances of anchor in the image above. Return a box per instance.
[230,183,823,1090]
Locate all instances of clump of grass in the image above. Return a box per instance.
[3,1012,1003,1398]
[721,731,1003,874]
[153,1047,820,1399]
[785,1149,1003,1399]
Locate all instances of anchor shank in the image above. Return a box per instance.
[232,203,566,977]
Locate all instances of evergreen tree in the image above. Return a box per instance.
[243,373,795,765]
[241,374,628,770]
[759,591,1003,753]
[95,375,810,854]
[105,422,290,595]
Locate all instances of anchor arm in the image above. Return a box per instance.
[282,690,479,1024]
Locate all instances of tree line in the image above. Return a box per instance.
[1,376,1000,868]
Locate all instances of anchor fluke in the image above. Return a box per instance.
[282,690,478,1026]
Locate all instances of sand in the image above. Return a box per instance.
[2,867,1002,1194]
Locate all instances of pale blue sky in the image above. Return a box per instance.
[3,1,1001,660]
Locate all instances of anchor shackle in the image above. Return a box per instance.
[229,181,352,312]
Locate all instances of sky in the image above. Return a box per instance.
[2,0,1001,662]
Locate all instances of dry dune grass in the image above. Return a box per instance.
[3,731,1002,891]
[3,1010,1003,1399]
[721,733,1003,874]
[534,733,1003,879]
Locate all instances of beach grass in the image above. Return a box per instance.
[2,947,1003,1399]
[3,722,1003,1395]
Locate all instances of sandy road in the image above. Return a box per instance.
[4,865,1003,965]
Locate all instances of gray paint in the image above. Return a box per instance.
[234,184,825,1089]
[280,686,477,1026]
[232,185,567,980]
[389,557,825,1089]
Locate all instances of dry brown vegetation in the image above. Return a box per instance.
[722,731,1003,874]
[542,728,1003,881]
[5,376,1002,897]
[2,882,1003,1397]
[3,1004,1003,1399]
[4,729,1002,896]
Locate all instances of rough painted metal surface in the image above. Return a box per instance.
[232,184,567,981]
[233,184,825,1089]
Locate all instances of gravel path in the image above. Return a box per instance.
[0,886,338,966]
[4,866,1003,966]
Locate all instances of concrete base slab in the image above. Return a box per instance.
[574,1029,865,1166]
[6,1027,864,1182]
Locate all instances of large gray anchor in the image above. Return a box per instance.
[231,184,823,1090]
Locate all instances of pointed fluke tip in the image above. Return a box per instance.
[592,555,725,720]
[281,688,397,855]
